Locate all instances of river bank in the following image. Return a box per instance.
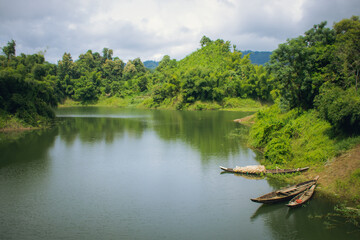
[0,115,34,132]
[235,112,360,217]
[58,96,266,112]
[0,114,54,132]
[295,144,360,206]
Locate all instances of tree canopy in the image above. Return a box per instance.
[268,16,360,133]
[1,16,359,133]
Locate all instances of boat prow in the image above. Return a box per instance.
[286,176,319,207]
[250,176,319,204]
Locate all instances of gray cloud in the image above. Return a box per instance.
[0,0,359,63]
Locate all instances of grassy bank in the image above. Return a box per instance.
[246,104,360,207]
[0,114,30,131]
[59,96,266,112]
[0,113,50,132]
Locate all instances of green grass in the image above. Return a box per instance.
[223,97,263,109]
[58,98,82,107]
[334,169,360,205]
[59,95,265,112]
[95,96,131,107]
[0,114,28,130]
[186,101,222,111]
[334,136,360,154]
[249,104,336,168]
[0,112,52,131]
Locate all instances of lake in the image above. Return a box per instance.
[0,107,358,239]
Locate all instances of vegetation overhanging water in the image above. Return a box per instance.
[0,107,359,239]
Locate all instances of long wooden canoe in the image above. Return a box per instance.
[250,176,319,204]
[286,178,319,207]
[220,166,309,175]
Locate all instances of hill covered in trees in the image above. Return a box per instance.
[0,35,273,128]
[1,16,359,134]
[1,16,359,213]
[145,36,273,110]
[143,50,272,70]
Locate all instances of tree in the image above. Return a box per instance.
[73,71,101,103]
[103,59,124,80]
[32,64,46,80]
[58,53,74,80]
[156,55,177,71]
[304,21,336,47]
[137,76,148,92]
[315,84,360,133]
[2,39,16,61]
[269,37,313,109]
[132,58,146,73]
[268,22,335,110]
[77,50,95,72]
[124,60,137,75]
[333,16,360,90]
[102,48,113,61]
[200,36,212,47]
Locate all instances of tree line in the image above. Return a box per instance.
[268,16,360,133]
[0,16,359,132]
[248,16,360,169]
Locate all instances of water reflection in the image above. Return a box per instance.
[0,128,57,169]
[250,198,360,239]
[58,117,148,145]
[1,108,358,239]
[220,171,265,180]
[56,107,255,161]
[251,203,284,221]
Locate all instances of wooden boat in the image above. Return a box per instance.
[266,167,309,174]
[220,166,309,175]
[286,178,319,207]
[250,176,319,204]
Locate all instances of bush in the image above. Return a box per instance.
[249,104,335,167]
[315,85,360,134]
[249,105,296,148]
[187,101,222,111]
[264,134,292,165]
[223,97,262,109]
[290,111,334,165]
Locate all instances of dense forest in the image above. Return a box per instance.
[0,34,274,128]
[143,51,272,70]
[249,16,360,173]
[0,16,359,135]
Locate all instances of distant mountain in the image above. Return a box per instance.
[144,60,159,69]
[241,51,272,65]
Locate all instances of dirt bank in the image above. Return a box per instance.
[0,127,36,132]
[233,114,255,125]
[294,144,360,206]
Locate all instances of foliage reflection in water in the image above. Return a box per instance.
[0,107,359,240]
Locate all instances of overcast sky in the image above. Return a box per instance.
[0,0,359,63]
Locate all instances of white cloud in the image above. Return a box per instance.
[0,0,359,63]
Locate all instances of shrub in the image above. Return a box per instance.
[290,111,334,165]
[264,134,292,165]
[223,97,261,109]
[315,85,360,134]
[249,104,335,167]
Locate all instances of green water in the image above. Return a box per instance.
[0,107,358,239]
